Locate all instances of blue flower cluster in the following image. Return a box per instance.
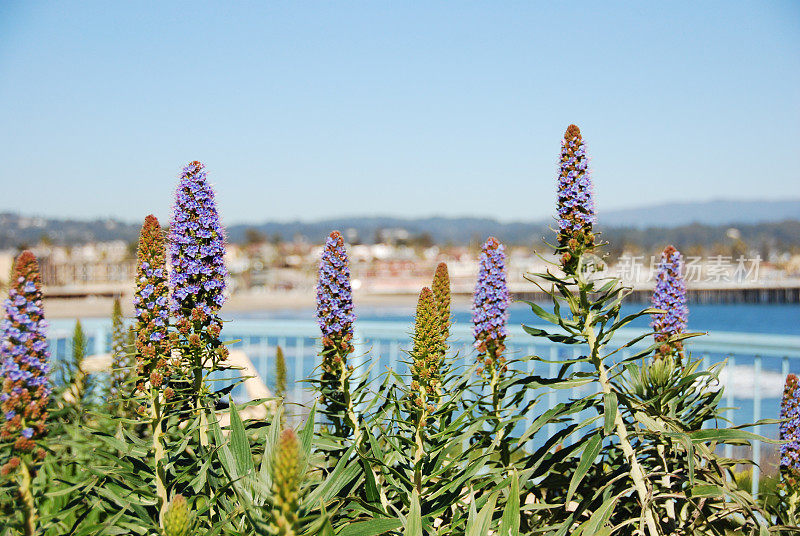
[472,237,509,372]
[315,231,355,366]
[651,245,688,358]
[134,215,172,390]
[780,374,800,485]
[556,124,595,270]
[169,162,227,356]
[0,251,50,464]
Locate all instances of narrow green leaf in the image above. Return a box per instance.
[259,403,283,483]
[499,470,520,536]
[580,493,618,534]
[522,325,580,344]
[470,492,497,536]
[405,489,423,536]
[338,519,403,536]
[566,433,602,503]
[690,484,725,498]
[228,402,255,476]
[689,428,776,444]
[299,402,317,459]
[521,300,561,326]
[603,392,617,435]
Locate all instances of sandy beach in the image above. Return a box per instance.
[41,289,476,319]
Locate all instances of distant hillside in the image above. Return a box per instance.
[1,199,799,250]
[0,213,141,249]
[226,216,551,245]
[601,199,800,228]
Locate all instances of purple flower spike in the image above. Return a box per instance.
[780,374,800,487]
[169,161,228,361]
[472,237,509,375]
[0,251,50,466]
[556,124,596,272]
[316,231,355,370]
[134,215,172,390]
[651,245,688,359]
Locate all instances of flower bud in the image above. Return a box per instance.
[162,494,192,536]
[270,429,303,535]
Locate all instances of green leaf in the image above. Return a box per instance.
[405,489,422,536]
[302,446,360,509]
[690,484,725,498]
[299,402,317,459]
[689,428,777,444]
[578,492,619,535]
[467,492,497,536]
[259,403,283,485]
[522,325,580,344]
[603,392,617,435]
[566,433,602,504]
[521,300,561,326]
[228,401,255,476]
[319,515,336,536]
[338,519,403,536]
[499,470,520,536]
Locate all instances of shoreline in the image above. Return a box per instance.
[41,290,476,319]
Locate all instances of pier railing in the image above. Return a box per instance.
[47,318,799,496]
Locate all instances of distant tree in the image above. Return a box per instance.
[245,228,268,246]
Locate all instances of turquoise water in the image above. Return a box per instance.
[50,303,798,443]
[230,303,798,442]
[234,302,800,336]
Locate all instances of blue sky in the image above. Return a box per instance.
[1,2,798,224]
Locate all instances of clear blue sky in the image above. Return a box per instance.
[1,2,798,225]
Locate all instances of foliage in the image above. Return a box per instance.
[0,140,793,536]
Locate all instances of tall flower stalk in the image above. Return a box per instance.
[473,237,509,376]
[168,161,228,503]
[269,429,304,536]
[315,231,357,439]
[169,161,228,404]
[63,320,89,411]
[133,215,171,519]
[651,245,688,361]
[556,124,595,274]
[134,215,172,394]
[472,237,510,462]
[0,251,51,536]
[409,287,445,491]
[555,125,656,535]
[431,262,451,346]
[780,374,800,492]
[109,297,134,414]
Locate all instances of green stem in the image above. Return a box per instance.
[151,392,168,523]
[657,442,676,523]
[585,321,658,536]
[19,460,36,536]
[489,365,510,466]
[193,349,215,520]
[413,406,428,494]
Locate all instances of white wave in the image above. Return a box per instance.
[713,364,786,399]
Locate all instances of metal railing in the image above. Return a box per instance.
[47,318,800,495]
